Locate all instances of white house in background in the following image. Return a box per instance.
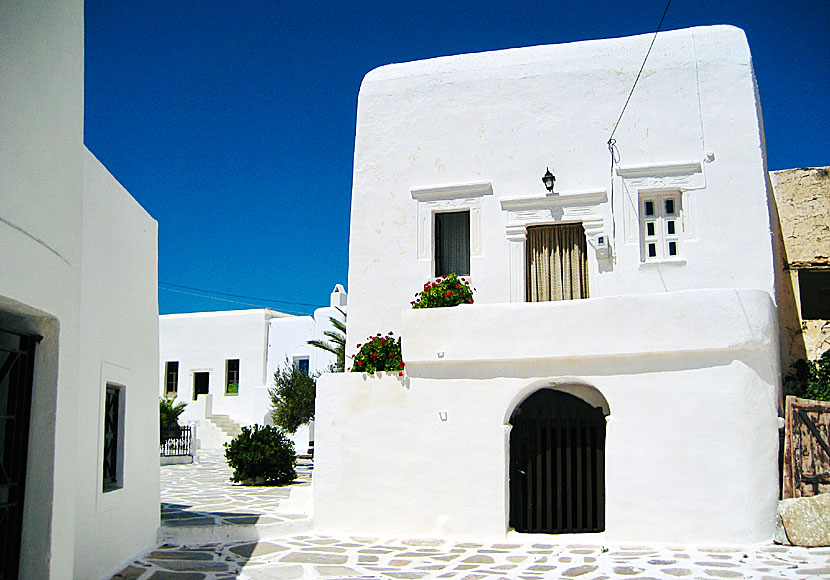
[160,285,346,452]
[0,1,159,578]
[315,25,784,545]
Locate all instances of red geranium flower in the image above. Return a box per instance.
[399,362,405,368]
[398,371,404,377]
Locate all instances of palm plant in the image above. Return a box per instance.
[307,307,346,372]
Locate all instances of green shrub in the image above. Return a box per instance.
[411,273,474,308]
[224,424,297,485]
[784,348,830,402]
[159,397,186,430]
[269,358,316,433]
[351,332,404,375]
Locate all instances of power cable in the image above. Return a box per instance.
[607,0,673,145]
[159,286,315,316]
[606,0,673,262]
[158,281,323,308]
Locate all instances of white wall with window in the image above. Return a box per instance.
[159,286,347,452]
[320,26,783,545]
[0,3,160,578]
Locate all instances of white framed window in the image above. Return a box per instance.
[640,192,682,262]
[434,210,470,277]
[102,382,125,492]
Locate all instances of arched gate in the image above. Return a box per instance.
[509,389,605,533]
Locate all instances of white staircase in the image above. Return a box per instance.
[206,413,242,440]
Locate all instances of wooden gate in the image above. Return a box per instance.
[509,389,605,533]
[0,328,37,580]
[783,396,830,498]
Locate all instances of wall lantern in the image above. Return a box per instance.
[542,167,556,194]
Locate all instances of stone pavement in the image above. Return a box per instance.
[110,451,830,580]
[158,449,313,544]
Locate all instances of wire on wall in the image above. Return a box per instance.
[605,0,673,261]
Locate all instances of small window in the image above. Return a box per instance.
[103,383,125,492]
[435,211,470,277]
[225,359,239,394]
[165,361,179,395]
[799,270,830,320]
[640,193,682,262]
[294,357,310,375]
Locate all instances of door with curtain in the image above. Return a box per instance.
[526,223,588,301]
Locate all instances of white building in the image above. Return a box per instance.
[315,26,783,544]
[0,2,159,578]
[160,285,346,451]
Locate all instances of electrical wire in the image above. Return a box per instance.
[159,287,314,315]
[607,0,673,145]
[158,281,323,308]
[606,0,673,261]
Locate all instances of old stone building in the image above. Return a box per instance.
[772,167,830,366]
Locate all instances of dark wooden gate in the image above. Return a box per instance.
[0,328,37,580]
[783,396,830,498]
[509,389,605,533]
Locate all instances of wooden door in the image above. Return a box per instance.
[783,396,830,498]
[509,389,605,533]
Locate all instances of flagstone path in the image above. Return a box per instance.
[109,451,830,580]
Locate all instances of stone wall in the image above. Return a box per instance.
[771,167,830,364]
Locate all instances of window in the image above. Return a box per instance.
[640,193,682,261]
[526,223,589,301]
[103,383,125,492]
[435,210,470,277]
[294,357,310,375]
[225,359,239,394]
[798,270,830,319]
[165,361,179,395]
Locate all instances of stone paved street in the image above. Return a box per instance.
[110,451,830,580]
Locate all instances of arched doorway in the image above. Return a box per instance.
[509,389,605,533]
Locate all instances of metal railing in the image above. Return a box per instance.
[160,425,192,457]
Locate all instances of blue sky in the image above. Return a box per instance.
[84,0,829,315]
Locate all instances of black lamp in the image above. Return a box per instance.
[542,167,556,193]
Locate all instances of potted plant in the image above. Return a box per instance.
[351,332,405,376]
[411,273,474,308]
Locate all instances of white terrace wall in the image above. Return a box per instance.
[345,25,775,350]
[0,2,159,577]
[316,289,780,544]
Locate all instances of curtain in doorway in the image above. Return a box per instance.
[526,223,588,301]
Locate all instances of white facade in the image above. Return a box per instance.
[315,26,782,544]
[0,2,160,578]
[159,286,346,451]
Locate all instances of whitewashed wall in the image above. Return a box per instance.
[0,2,159,577]
[316,289,780,543]
[76,150,159,580]
[160,290,346,452]
[318,26,782,545]
[345,25,775,353]
[160,309,284,425]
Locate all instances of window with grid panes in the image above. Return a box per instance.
[640,193,682,261]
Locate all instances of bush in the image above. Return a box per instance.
[269,358,316,433]
[159,397,186,430]
[411,273,474,308]
[351,332,404,375]
[224,424,297,485]
[784,348,830,402]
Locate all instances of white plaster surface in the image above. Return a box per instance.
[160,291,346,452]
[344,25,775,355]
[318,25,782,545]
[0,3,160,577]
